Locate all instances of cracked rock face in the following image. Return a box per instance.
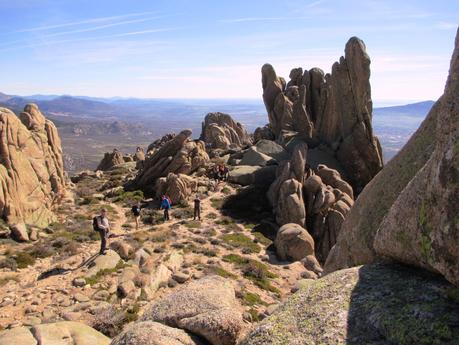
[260,36,383,194]
[0,104,66,227]
[127,129,209,194]
[325,28,459,288]
[200,112,251,151]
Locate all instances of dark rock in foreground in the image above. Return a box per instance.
[241,262,459,345]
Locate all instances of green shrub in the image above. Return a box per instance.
[221,233,261,253]
[15,252,35,269]
[184,220,201,229]
[211,266,237,279]
[113,190,144,206]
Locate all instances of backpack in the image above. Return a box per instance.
[93,216,100,231]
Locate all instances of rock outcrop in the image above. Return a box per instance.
[372,28,459,287]
[268,143,354,262]
[155,173,197,204]
[96,149,125,171]
[274,223,315,261]
[111,321,203,345]
[261,37,383,193]
[0,104,66,227]
[325,28,459,288]
[147,133,176,154]
[127,130,209,194]
[241,263,459,344]
[200,112,251,151]
[0,321,110,345]
[141,275,245,345]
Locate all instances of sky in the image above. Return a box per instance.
[0,0,458,104]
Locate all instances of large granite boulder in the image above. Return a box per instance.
[141,275,245,345]
[111,321,203,345]
[372,28,459,287]
[200,112,251,151]
[0,321,110,345]
[0,104,66,227]
[97,149,125,171]
[127,130,209,194]
[261,37,383,193]
[325,28,459,287]
[274,223,315,261]
[84,250,121,278]
[241,263,459,345]
[155,173,197,204]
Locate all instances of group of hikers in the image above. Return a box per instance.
[92,162,227,256]
[211,163,229,181]
[93,194,202,255]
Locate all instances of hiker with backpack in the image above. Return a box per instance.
[193,194,201,221]
[93,208,111,255]
[131,202,142,230]
[160,195,171,221]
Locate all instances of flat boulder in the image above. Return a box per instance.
[274,223,315,261]
[0,327,37,345]
[84,250,121,278]
[228,165,261,186]
[254,139,289,162]
[239,147,274,166]
[241,263,459,344]
[141,275,245,345]
[0,321,110,345]
[111,321,204,345]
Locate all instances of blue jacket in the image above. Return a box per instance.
[161,198,171,209]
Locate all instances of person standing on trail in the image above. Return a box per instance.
[93,208,110,255]
[160,195,171,221]
[193,194,201,221]
[131,202,142,230]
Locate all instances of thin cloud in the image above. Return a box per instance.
[42,15,167,38]
[219,17,290,23]
[0,27,180,52]
[16,11,159,33]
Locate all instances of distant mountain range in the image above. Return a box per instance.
[0,92,435,170]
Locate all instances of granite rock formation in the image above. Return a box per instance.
[127,130,209,194]
[268,143,353,262]
[0,104,66,227]
[155,173,197,205]
[260,37,383,193]
[96,149,125,171]
[325,28,459,288]
[200,112,251,151]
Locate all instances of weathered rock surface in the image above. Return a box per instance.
[10,223,29,242]
[274,223,314,261]
[111,321,203,345]
[127,130,209,194]
[200,112,251,151]
[325,28,459,284]
[147,133,176,154]
[155,173,197,204]
[0,321,110,345]
[0,104,66,226]
[268,143,353,262]
[84,250,121,278]
[141,275,244,345]
[241,263,459,345]
[372,29,459,287]
[261,37,383,193]
[253,124,275,143]
[97,149,125,171]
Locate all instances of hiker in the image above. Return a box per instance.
[193,194,201,221]
[93,208,110,255]
[160,195,171,221]
[131,202,141,230]
[218,164,228,181]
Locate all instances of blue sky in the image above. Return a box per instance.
[0,0,457,103]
